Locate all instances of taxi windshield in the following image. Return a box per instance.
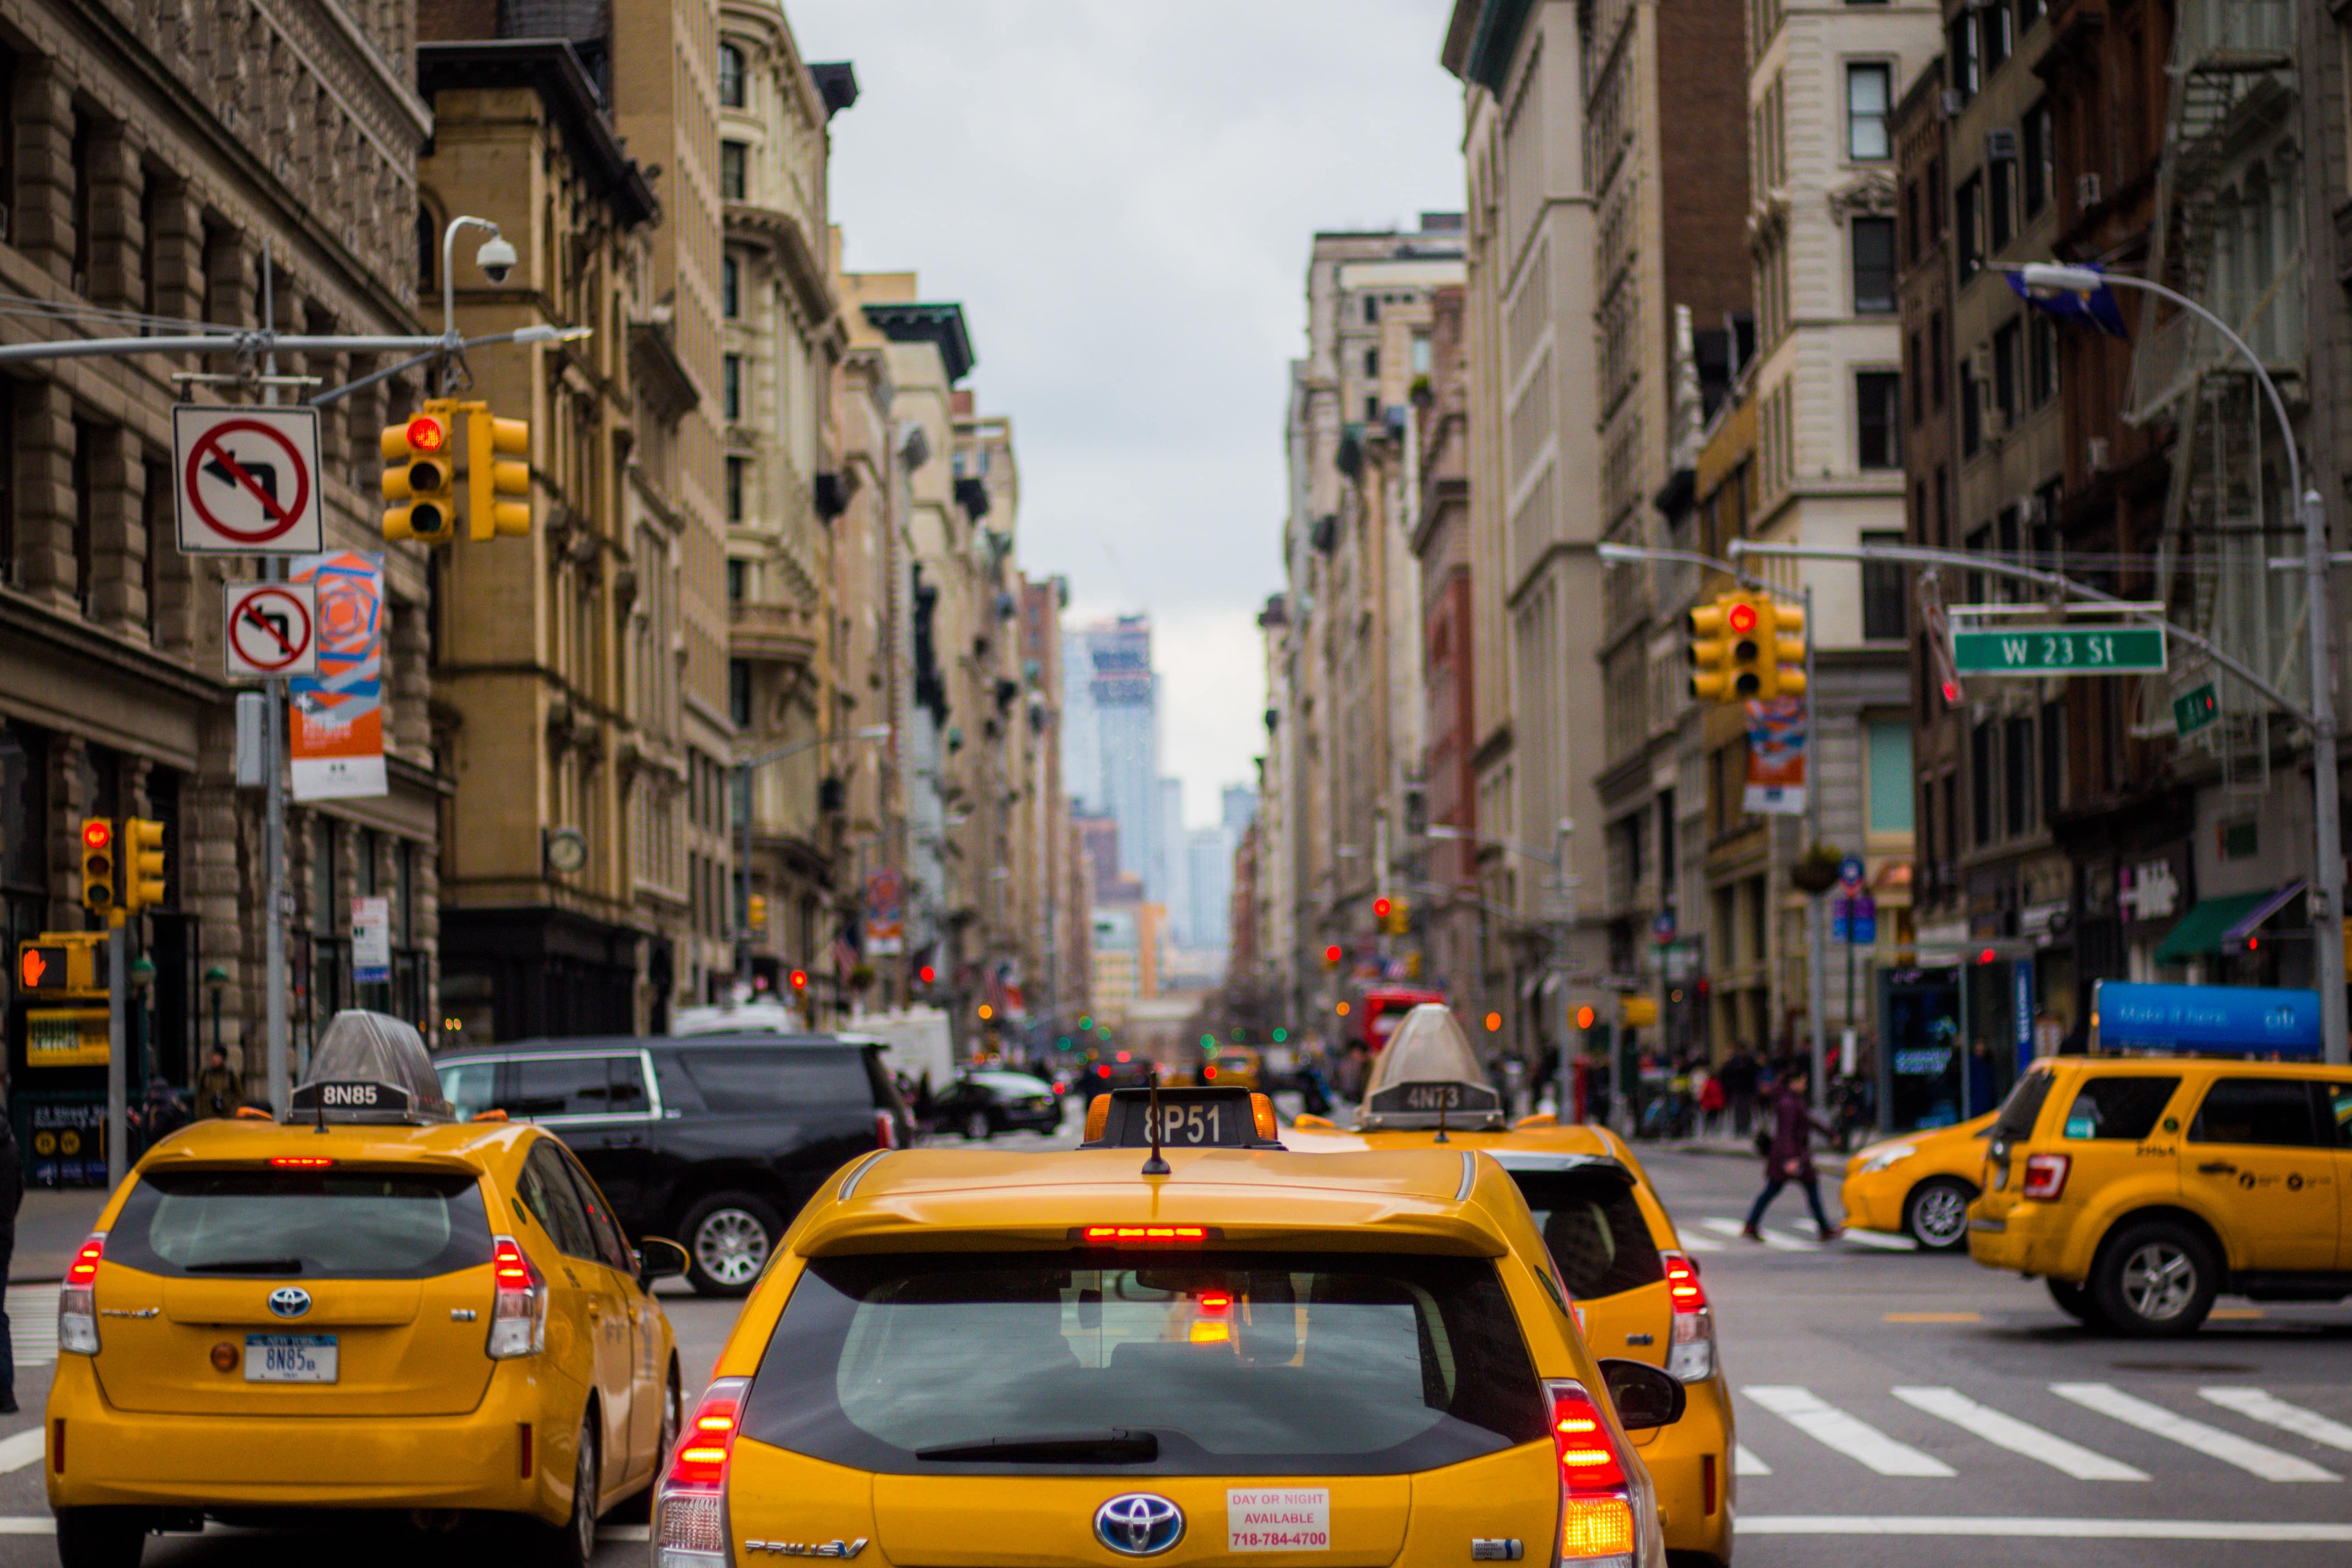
[744,1249,1548,1476]
[106,1168,496,1280]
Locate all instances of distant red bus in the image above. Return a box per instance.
[1356,985,1446,1052]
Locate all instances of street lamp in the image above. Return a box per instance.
[734,723,893,999]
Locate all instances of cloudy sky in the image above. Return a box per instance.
[793,1,1465,828]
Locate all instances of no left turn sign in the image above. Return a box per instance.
[174,405,324,554]
[224,580,319,677]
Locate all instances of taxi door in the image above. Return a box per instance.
[2318,1078,2352,1270]
[2180,1076,2338,1272]
[520,1140,637,1492]
[555,1144,668,1487]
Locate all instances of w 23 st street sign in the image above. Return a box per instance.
[1950,626,2166,675]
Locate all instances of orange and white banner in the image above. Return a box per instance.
[288,551,386,800]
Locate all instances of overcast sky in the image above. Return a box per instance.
[793,1,1465,829]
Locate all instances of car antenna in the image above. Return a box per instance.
[1434,1092,1450,1144]
[314,1087,328,1135]
[1140,1066,1170,1177]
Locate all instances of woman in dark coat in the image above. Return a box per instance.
[1741,1067,1840,1241]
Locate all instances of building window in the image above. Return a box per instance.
[1981,1,2012,73]
[725,456,748,523]
[1993,318,2022,427]
[1363,395,1379,422]
[1861,530,1907,640]
[726,558,747,603]
[718,42,746,109]
[2041,698,2066,820]
[2029,313,2060,406]
[1363,348,1378,378]
[1867,720,1914,831]
[723,353,742,421]
[2022,101,2053,218]
[721,255,740,318]
[1846,64,1892,161]
[1960,359,1981,456]
[1856,371,1901,469]
[729,659,752,727]
[720,140,748,202]
[1851,215,1896,312]
[1929,310,1947,410]
[1971,721,1995,846]
[1949,14,1979,98]
[1989,150,2016,252]
[2004,714,2034,837]
[1411,333,1432,375]
[1363,296,1378,324]
[1955,173,1983,281]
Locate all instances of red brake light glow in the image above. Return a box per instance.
[1202,1064,1218,1080]
[268,1156,335,1168]
[665,1378,748,1489]
[1197,1291,1232,1315]
[2022,1152,2071,1201]
[1546,1380,1635,1560]
[66,1234,104,1287]
[1664,1252,1706,1311]
[1080,1225,1210,1246]
[493,1237,535,1289]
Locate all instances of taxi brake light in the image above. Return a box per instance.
[1545,1379,1635,1561]
[1202,1064,1217,1080]
[874,1109,899,1150]
[1079,1225,1210,1247]
[1661,1250,1716,1381]
[65,1234,105,1288]
[486,1236,547,1359]
[2021,1152,2071,1201]
[60,1233,104,1356]
[268,1156,336,1168]
[1197,1291,1232,1315]
[657,1376,749,1562]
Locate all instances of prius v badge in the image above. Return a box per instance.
[742,1539,868,1558]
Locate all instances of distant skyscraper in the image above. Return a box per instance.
[1186,826,1234,957]
[1158,777,1189,941]
[1060,628,1102,814]
[1221,785,1257,833]
[1063,617,1159,898]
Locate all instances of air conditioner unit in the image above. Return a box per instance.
[2076,172,2102,207]
[1986,128,2018,161]
[1941,89,1967,117]
[2087,436,2111,471]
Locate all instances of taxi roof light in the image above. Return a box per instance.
[1084,1094,1110,1143]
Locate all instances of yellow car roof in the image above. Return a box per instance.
[793,1146,1525,1258]
[130,1115,538,1174]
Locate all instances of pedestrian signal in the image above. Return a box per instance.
[467,406,532,541]
[381,404,458,544]
[122,817,167,915]
[79,819,115,913]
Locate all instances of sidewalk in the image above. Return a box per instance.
[12,1189,109,1282]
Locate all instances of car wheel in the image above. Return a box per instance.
[681,1191,785,1297]
[965,1110,992,1142]
[54,1509,145,1568]
[535,1414,598,1568]
[1902,1177,1976,1252]
[2091,1221,2218,1337]
[2047,1277,2108,1328]
[609,1364,681,1524]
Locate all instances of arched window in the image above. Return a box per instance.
[718,42,746,109]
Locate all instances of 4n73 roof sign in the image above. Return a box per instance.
[1950,626,2166,675]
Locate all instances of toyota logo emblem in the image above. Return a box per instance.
[1093,1494,1184,1557]
[267,1286,313,1319]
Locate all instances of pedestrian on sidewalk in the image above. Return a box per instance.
[1742,1068,1838,1242]
[193,1047,243,1120]
[0,1111,19,1412]
[1719,1044,1758,1136]
[1697,1067,1726,1137]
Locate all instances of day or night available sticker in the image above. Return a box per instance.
[1227,1488,1330,1552]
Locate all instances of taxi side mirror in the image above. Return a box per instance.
[1598,1358,1687,1431]
[636,1236,689,1286]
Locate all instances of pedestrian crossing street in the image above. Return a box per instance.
[1680,1214,1917,1254]
[1735,1378,2352,1485]
[4,1286,58,1369]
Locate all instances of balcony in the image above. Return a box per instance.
[729,601,816,668]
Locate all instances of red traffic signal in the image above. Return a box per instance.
[1372,897,1392,921]
[406,413,448,452]
[81,820,112,852]
[1323,944,1342,967]
[918,964,936,985]
[788,969,808,992]
[1726,601,1758,635]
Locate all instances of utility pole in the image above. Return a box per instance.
[1803,581,1827,1112]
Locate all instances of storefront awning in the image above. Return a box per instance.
[2152,888,2277,967]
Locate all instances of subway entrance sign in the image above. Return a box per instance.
[1950,625,2166,675]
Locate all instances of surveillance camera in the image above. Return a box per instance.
[476,234,518,285]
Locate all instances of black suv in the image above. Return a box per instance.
[434,1033,912,1296]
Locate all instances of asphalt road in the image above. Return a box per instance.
[0,1134,2344,1565]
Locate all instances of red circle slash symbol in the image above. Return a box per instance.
[185,420,312,546]
[229,587,313,673]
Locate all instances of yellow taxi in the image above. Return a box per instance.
[1838,1113,1997,1252]
[1203,1045,1262,1092]
[48,1011,686,1568]
[1967,1053,2352,1335]
[1283,1008,1733,1568]
[652,1082,1698,1568]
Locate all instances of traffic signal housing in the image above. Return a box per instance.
[122,818,167,915]
[467,406,532,541]
[1687,592,1806,702]
[381,404,458,544]
[1376,896,1411,936]
[1770,600,1807,696]
[79,819,114,915]
[747,894,768,932]
[1323,943,1343,970]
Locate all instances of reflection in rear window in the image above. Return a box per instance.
[2061,1077,2181,1142]
[1509,1172,1664,1299]
[108,1169,494,1279]
[745,1250,1547,1476]
[1992,1068,2055,1143]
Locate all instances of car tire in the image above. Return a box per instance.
[1902,1177,1976,1252]
[54,1509,145,1568]
[2090,1220,2218,1337]
[681,1191,785,1297]
[2047,1277,2108,1328]
[965,1110,992,1142]
[608,1363,681,1524]
[535,1414,598,1568]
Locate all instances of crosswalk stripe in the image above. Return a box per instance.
[1891,1386,2149,1481]
[0,1431,43,1476]
[1700,1217,1816,1250]
[1734,1444,1772,1476]
[2051,1383,2339,1482]
[1841,1228,1916,1251]
[2199,1388,2352,1454]
[1676,1234,1724,1253]
[1742,1385,1956,1477]
[1739,1517,2352,1540]
[3,1286,58,1368]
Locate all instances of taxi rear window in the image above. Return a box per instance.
[744,1250,1548,1476]
[1507,1172,1665,1300]
[1991,1068,2056,1143]
[106,1168,495,1280]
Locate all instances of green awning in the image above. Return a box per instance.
[2152,890,2275,966]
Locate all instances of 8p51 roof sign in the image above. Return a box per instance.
[173,405,324,554]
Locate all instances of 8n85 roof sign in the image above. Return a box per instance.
[1950,625,2166,675]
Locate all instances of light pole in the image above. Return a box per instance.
[734,724,893,1002]
[2014,262,2344,1067]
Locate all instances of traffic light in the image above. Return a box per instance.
[79,819,114,915]
[1376,897,1410,936]
[747,894,767,931]
[466,405,532,541]
[1323,943,1343,969]
[1769,599,1807,697]
[381,404,458,544]
[788,968,807,995]
[1688,592,1805,702]
[919,965,938,986]
[121,817,167,915]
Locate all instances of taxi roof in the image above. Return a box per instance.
[794,1145,1527,1258]
[131,1114,541,1174]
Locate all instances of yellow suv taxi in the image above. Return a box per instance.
[1968,1053,2352,1335]
[1839,1113,1996,1252]
[652,1084,1696,1568]
[1283,1008,1733,1568]
[48,1011,685,1568]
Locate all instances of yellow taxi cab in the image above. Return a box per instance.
[1203,1045,1262,1092]
[1967,1049,2352,1336]
[652,1081,1698,1568]
[48,1011,687,1568]
[1838,1113,1997,1252]
[1281,1008,1733,1568]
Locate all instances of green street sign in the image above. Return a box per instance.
[1950,625,2166,675]
[2173,682,2219,737]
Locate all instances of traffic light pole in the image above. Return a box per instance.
[1803,582,1828,1116]
[106,924,126,1189]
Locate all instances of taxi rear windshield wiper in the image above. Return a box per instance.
[916,1428,1159,1463]
[183,1257,306,1274]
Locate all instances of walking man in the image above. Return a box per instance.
[1742,1066,1839,1242]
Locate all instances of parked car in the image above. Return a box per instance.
[932,1070,1063,1140]
[436,1034,913,1297]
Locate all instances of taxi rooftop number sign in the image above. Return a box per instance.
[1950,625,2166,675]
[1081,1087,1284,1150]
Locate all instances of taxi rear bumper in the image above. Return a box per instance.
[1637,1374,1735,1564]
[1965,1200,2060,1276]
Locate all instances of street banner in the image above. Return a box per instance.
[352,896,391,984]
[1742,696,1807,816]
[289,552,387,800]
[864,867,905,955]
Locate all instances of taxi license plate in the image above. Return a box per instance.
[245,1334,337,1382]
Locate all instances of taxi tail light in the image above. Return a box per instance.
[2021,1152,2071,1201]
[1544,1378,1638,1566]
[1660,1250,1715,1382]
[485,1236,547,1359]
[59,1233,104,1356]
[873,1108,899,1150]
[657,1376,749,1568]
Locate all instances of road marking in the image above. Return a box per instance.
[1742,1385,1956,1476]
[599,1525,652,1542]
[1677,1235,1724,1253]
[1890,1386,2149,1481]
[0,1431,44,1476]
[1883,1311,1982,1323]
[2209,1307,2265,1321]
[2200,1389,2352,1454]
[5,1285,58,1367]
[1700,1217,1818,1250]
[1842,1229,1917,1251]
[2051,1383,2339,1482]
[1734,1444,1772,1475]
[0,1521,52,1535]
[1739,1517,2352,1540]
